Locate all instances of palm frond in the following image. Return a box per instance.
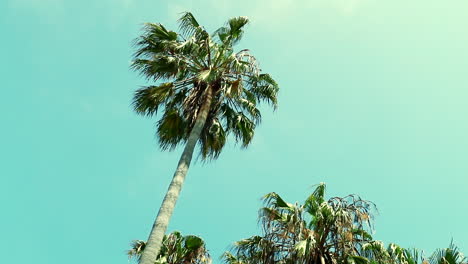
[227,16,249,41]
[127,240,146,262]
[156,108,188,150]
[232,236,276,264]
[361,241,390,263]
[223,252,246,264]
[352,228,373,241]
[178,12,201,37]
[225,112,255,147]
[238,97,261,124]
[404,248,423,264]
[262,192,292,209]
[143,23,178,41]
[348,255,370,264]
[199,117,226,160]
[132,23,178,58]
[131,56,186,81]
[304,182,327,217]
[132,83,174,116]
[214,16,250,46]
[247,73,279,109]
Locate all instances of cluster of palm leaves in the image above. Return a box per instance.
[429,242,467,264]
[359,240,467,264]
[127,184,466,264]
[223,183,377,264]
[222,184,467,264]
[132,11,278,159]
[128,231,211,264]
[360,241,425,264]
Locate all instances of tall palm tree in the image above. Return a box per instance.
[128,231,211,264]
[131,12,279,264]
[223,183,376,264]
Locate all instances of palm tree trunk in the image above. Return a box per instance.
[139,86,213,264]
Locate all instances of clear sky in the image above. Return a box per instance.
[1,0,467,263]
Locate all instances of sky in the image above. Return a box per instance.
[1,0,467,263]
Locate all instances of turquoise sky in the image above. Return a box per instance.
[1,0,467,263]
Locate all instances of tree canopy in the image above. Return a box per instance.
[132,12,279,160]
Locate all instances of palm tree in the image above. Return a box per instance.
[360,241,425,264]
[360,240,468,264]
[223,183,376,264]
[131,12,279,264]
[429,241,467,264]
[128,231,211,264]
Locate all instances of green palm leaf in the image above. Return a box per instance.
[214,16,249,45]
[156,108,187,150]
[132,83,174,116]
[178,12,201,37]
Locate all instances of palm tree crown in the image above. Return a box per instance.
[224,183,377,264]
[128,231,211,264]
[132,12,279,159]
[429,241,467,264]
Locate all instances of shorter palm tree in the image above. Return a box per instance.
[223,185,467,264]
[429,241,467,264]
[359,239,467,264]
[361,241,425,264]
[223,183,377,264]
[128,231,211,264]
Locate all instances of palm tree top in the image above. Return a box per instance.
[127,231,211,264]
[131,12,279,160]
[224,183,378,264]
